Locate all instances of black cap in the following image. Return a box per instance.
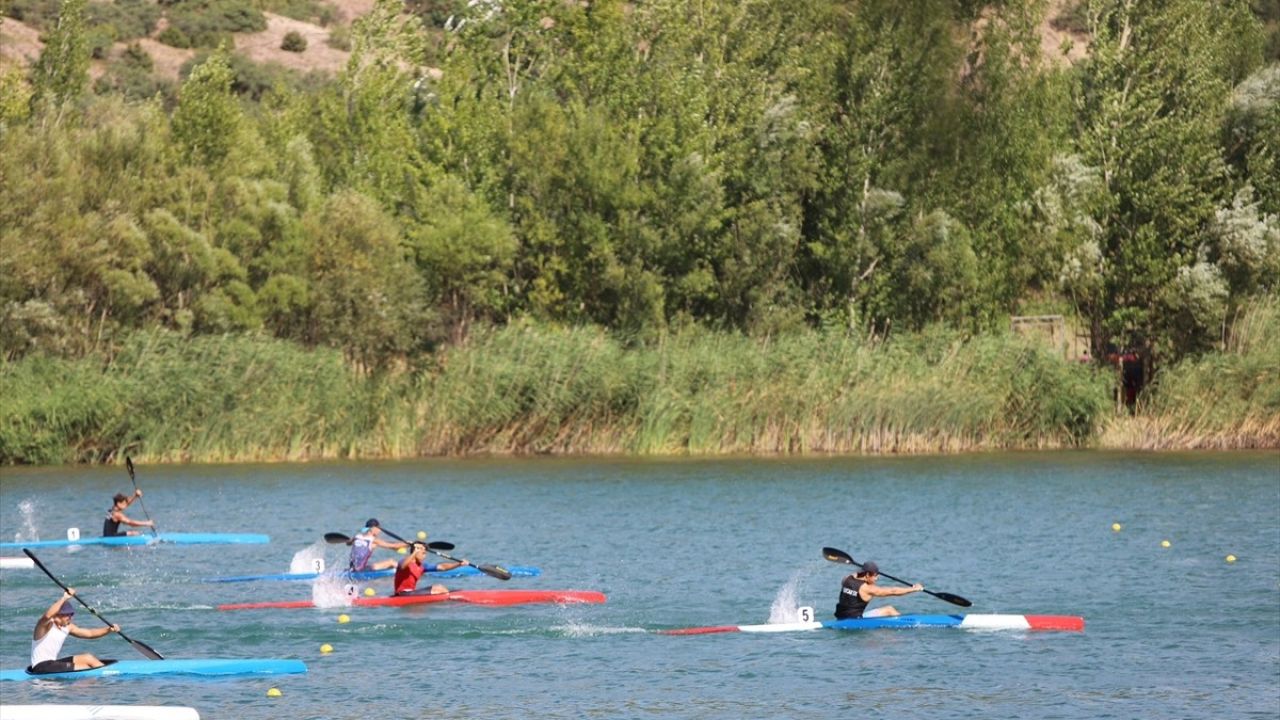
[365,518,379,528]
[859,561,879,576]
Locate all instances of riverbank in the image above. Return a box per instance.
[2,306,1276,465]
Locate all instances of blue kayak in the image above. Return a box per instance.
[202,564,542,583]
[0,658,306,681]
[0,533,270,549]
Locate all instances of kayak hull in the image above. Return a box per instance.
[0,706,200,720]
[0,557,35,569]
[202,565,541,583]
[661,613,1084,635]
[0,533,269,549]
[0,659,306,681]
[218,589,606,610]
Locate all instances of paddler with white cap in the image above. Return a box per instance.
[29,589,119,674]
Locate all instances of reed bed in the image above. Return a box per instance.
[6,311,1276,465]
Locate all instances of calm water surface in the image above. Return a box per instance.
[1,452,1277,719]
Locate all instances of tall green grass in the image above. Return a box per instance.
[11,311,1275,465]
[413,322,1112,455]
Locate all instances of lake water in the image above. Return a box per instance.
[1,452,1277,719]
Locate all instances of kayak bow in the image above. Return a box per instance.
[0,706,200,720]
[661,613,1085,635]
[218,589,606,610]
[0,658,306,681]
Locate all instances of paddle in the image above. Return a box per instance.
[124,456,157,537]
[373,528,513,582]
[23,549,164,660]
[821,546,972,608]
[323,532,454,552]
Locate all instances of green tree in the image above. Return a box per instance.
[171,47,243,168]
[29,0,91,126]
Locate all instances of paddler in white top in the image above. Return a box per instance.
[30,589,118,674]
[346,519,409,572]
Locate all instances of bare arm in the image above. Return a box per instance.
[861,583,923,599]
[434,560,469,572]
[69,623,119,639]
[373,538,407,550]
[34,590,74,640]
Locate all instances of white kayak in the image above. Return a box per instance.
[0,706,199,720]
[0,557,35,569]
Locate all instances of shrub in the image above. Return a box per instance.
[281,30,307,52]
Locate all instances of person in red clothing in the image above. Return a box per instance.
[393,542,470,596]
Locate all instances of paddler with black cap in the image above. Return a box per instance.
[393,541,471,596]
[346,519,409,572]
[834,560,923,619]
[29,589,118,674]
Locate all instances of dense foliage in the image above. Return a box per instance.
[1,1,1277,401]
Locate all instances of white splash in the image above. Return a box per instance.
[312,575,356,609]
[290,541,329,574]
[13,499,38,543]
[767,570,808,623]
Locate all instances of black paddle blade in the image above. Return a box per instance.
[126,456,135,481]
[324,532,352,544]
[427,541,455,551]
[478,564,513,581]
[127,637,164,660]
[822,547,856,565]
[931,591,972,608]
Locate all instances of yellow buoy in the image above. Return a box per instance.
[1111,523,1122,532]
[320,643,333,654]
[397,546,407,554]
[417,531,427,540]
[1226,554,1237,563]
[363,587,375,597]
[1161,540,1171,548]
[337,614,350,624]
[267,688,282,698]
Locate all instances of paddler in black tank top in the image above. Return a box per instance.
[102,489,154,537]
[834,561,923,619]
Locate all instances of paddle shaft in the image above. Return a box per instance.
[380,528,510,580]
[22,549,164,659]
[822,547,972,608]
[323,532,454,552]
[124,456,157,536]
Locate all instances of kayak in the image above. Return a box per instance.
[0,556,35,569]
[661,613,1085,635]
[0,533,270,549]
[202,565,542,583]
[0,706,200,720]
[0,658,306,681]
[219,588,606,610]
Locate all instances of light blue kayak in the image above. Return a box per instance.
[0,658,306,681]
[202,564,542,583]
[0,533,270,549]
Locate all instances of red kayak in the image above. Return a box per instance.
[219,589,606,610]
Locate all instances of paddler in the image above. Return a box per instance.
[834,561,923,619]
[346,519,409,572]
[392,541,470,596]
[29,589,118,674]
[102,489,154,537]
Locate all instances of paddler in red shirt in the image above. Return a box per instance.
[393,542,470,596]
